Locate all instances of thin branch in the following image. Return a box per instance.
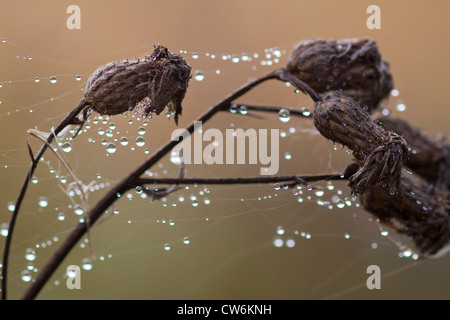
[136,173,349,187]
[20,68,319,300]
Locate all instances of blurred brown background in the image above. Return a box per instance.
[0,0,449,300]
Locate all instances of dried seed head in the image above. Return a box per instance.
[287,38,393,112]
[313,94,408,195]
[84,44,191,125]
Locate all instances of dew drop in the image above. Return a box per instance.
[119,137,129,146]
[273,236,284,248]
[183,237,190,245]
[38,196,48,208]
[284,152,292,160]
[137,126,146,135]
[315,190,325,197]
[273,183,281,191]
[193,70,204,81]
[301,107,311,117]
[75,75,82,81]
[0,223,9,237]
[61,142,72,153]
[21,270,32,282]
[34,77,40,83]
[106,143,117,154]
[81,258,93,271]
[32,176,39,184]
[49,76,57,84]
[285,238,296,248]
[395,102,406,112]
[276,225,285,235]
[73,204,84,216]
[191,52,199,59]
[136,137,146,147]
[170,151,182,165]
[278,109,290,123]
[7,201,15,212]
[58,212,65,221]
[163,243,171,251]
[191,200,199,207]
[25,248,36,261]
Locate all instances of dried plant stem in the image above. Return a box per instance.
[136,173,350,187]
[20,68,319,300]
[1,98,88,301]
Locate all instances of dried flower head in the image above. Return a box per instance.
[313,93,408,195]
[84,44,191,125]
[287,38,393,112]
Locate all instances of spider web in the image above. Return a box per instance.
[0,35,448,301]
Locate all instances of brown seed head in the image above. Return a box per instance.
[287,38,393,112]
[84,44,191,125]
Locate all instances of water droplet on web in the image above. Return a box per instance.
[62,142,72,153]
[120,137,129,146]
[231,55,240,63]
[25,248,36,261]
[58,212,65,221]
[21,270,32,282]
[193,70,204,82]
[315,190,325,197]
[301,107,311,117]
[75,75,82,81]
[82,258,93,270]
[391,89,399,97]
[38,196,48,207]
[285,238,295,248]
[163,243,171,251]
[276,226,285,235]
[344,233,350,239]
[170,151,182,165]
[49,76,57,84]
[273,183,281,191]
[32,176,39,184]
[380,229,389,237]
[395,102,406,112]
[183,237,190,245]
[278,109,290,123]
[191,199,199,207]
[284,152,292,160]
[34,77,40,83]
[0,223,9,237]
[137,126,146,135]
[7,201,15,212]
[191,52,199,59]
[74,204,84,215]
[273,236,284,247]
[136,137,145,147]
[106,143,117,154]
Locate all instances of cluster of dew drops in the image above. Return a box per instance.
[0,39,418,285]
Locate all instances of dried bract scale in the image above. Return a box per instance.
[360,178,450,257]
[287,38,393,113]
[84,44,191,125]
[376,115,450,190]
[313,94,408,195]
